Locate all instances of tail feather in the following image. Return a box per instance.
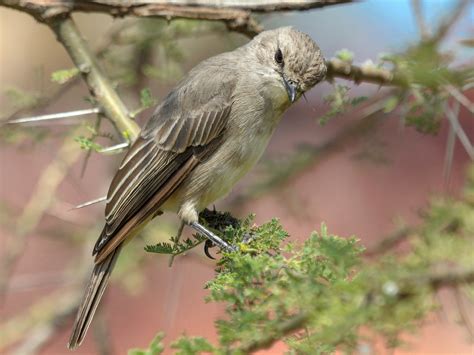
[68,245,122,350]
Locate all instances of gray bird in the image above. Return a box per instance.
[68,26,327,349]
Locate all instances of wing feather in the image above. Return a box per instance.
[92,63,237,260]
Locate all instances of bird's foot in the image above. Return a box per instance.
[189,221,237,253]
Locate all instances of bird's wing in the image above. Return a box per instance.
[93,69,236,263]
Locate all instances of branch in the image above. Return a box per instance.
[365,226,413,256]
[427,0,470,45]
[411,0,429,40]
[236,312,309,353]
[423,267,474,289]
[49,16,140,140]
[232,266,474,353]
[0,0,352,37]
[326,58,409,86]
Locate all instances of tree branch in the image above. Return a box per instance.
[427,0,470,45]
[233,266,474,353]
[0,0,352,37]
[49,16,140,140]
[425,267,474,289]
[236,312,309,353]
[326,58,409,86]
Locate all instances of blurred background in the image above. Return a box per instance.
[0,0,473,354]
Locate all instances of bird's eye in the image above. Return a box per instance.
[274,48,283,65]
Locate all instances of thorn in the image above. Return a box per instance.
[70,196,107,210]
[4,107,101,125]
[98,142,130,154]
[444,102,459,184]
[302,92,309,104]
[445,102,474,160]
[302,92,318,114]
[445,85,474,114]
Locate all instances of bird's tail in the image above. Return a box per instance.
[67,245,122,350]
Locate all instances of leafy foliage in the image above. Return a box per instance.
[145,234,205,256]
[138,165,474,354]
[129,333,165,355]
[319,84,368,126]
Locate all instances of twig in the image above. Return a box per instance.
[1,242,95,353]
[411,0,429,40]
[0,19,136,126]
[427,0,471,45]
[423,267,474,289]
[365,226,414,256]
[49,16,140,140]
[326,58,409,86]
[236,312,309,353]
[444,101,459,182]
[445,85,474,114]
[233,265,474,353]
[0,288,83,351]
[0,130,83,300]
[453,287,474,339]
[10,293,79,355]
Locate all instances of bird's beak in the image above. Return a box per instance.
[283,76,298,103]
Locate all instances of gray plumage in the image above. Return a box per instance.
[68,26,326,349]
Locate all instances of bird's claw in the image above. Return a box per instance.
[204,240,216,259]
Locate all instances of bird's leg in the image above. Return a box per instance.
[189,221,236,252]
[168,221,185,267]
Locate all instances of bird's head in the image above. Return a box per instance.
[250,27,327,103]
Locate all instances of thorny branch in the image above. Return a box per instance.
[3,0,468,90]
[0,0,352,37]
[49,17,140,140]
[234,266,474,353]
[0,130,83,300]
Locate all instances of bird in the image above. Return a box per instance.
[68,26,327,349]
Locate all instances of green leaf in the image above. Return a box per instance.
[74,136,104,152]
[335,49,354,62]
[171,337,215,354]
[384,96,399,113]
[128,333,165,355]
[140,88,155,109]
[51,68,79,84]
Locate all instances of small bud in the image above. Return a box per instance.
[382,281,399,296]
